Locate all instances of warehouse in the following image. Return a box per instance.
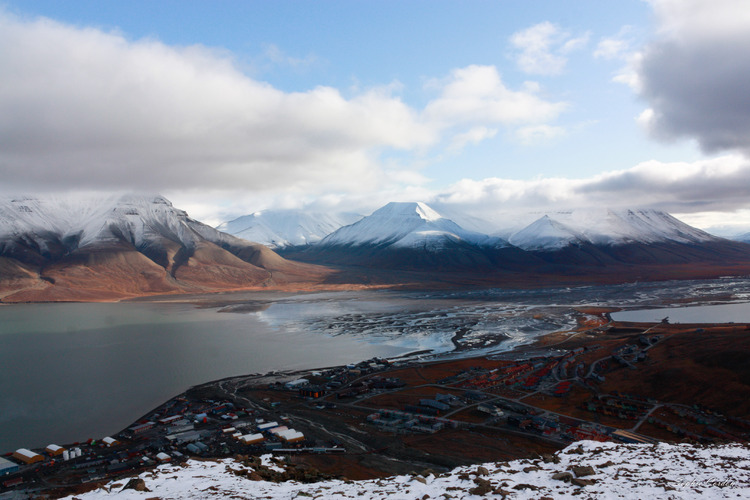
[257,421,279,432]
[240,433,264,445]
[128,422,155,435]
[102,436,119,447]
[12,449,43,465]
[45,444,65,457]
[0,457,19,476]
[277,429,305,443]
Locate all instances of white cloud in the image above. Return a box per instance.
[0,12,432,195]
[516,124,565,145]
[510,22,590,75]
[423,65,566,127]
[448,126,498,152]
[183,154,750,229]
[431,154,750,221]
[594,26,634,60]
[0,12,567,199]
[262,43,318,69]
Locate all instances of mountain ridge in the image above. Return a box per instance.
[0,194,333,302]
[2,195,750,301]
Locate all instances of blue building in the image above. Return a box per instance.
[0,457,19,476]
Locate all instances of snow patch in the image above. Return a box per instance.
[58,440,750,499]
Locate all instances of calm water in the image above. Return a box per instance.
[612,301,750,323]
[0,300,408,452]
[4,278,750,453]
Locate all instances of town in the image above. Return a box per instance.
[2,312,749,497]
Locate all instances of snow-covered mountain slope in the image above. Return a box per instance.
[507,208,719,251]
[508,215,584,251]
[320,202,506,249]
[727,231,750,244]
[217,210,362,248]
[0,194,326,302]
[59,441,750,499]
[0,194,219,252]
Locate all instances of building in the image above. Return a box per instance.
[102,436,119,447]
[155,452,171,462]
[268,426,289,436]
[299,386,325,398]
[257,421,279,432]
[277,429,305,443]
[159,415,183,426]
[45,444,65,457]
[128,422,155,435]
[240,433,264,445]
[285,378,309,390]
[0,457,19,476]
[12,449,43,465]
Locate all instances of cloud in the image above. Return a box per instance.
[515,124,565,145]
[448,127,498,152]
[178,154,750,229]
[510,22,590,75]
[262,43,318,70]
[594,26,634,60]
[423,65,567,127]
[0,12,566,197]
[431,154,750,222]
[635,0,750,154]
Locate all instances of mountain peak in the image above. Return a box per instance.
[374,202,443,222]
[217,209,362,249]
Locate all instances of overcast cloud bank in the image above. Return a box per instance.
[2,1,750,230]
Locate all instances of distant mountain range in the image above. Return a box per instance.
[226,202,750,272]
[2,195,750,301]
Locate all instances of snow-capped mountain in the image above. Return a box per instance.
[1,194,216,252]
[0,194,322,302]
[217,210,362,249]
[281,202,750,272]
[320,202,504,249]
[507,208,717,251]
[283,202,537,271]
[57,441,750,499]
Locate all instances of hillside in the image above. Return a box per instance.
[56,441,750,499]
[0,194,331,302]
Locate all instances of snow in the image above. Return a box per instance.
[218,203,719,253]
[321,202,508,249]
[509,215,583,250]
[0,195,725,256]
[58,440,750,499]
[217,210,362,248]
[507,208,718,250]
[0,193,250,254]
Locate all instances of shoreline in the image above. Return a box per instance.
[5,314,750,496]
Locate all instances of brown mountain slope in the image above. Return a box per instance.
[0,240,336,302]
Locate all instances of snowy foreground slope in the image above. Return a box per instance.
[61,441,750,500]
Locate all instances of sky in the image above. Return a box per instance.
[1,0,750,232]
